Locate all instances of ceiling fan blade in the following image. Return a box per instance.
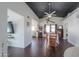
[53,11,56,14]
[50,11,56,15]
[52,14,56,17]
[48,20,55,23]
[43,15,49,18]
[44,12,49,15]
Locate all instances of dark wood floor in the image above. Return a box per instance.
[8,38,73,57]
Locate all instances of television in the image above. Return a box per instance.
[7,21,14,33]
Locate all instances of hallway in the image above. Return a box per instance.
[0,2,79,57]
[8,38,73,57]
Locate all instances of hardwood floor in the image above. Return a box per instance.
[8,38,73,57]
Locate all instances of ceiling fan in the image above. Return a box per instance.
[44,2,56,23]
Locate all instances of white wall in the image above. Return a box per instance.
[0,2,39,56]
[8,9,25,48]
[0,5,7,56]
[24,17,38,47]
[31,19,38,37]
[63,7,79,46]
[5,2,39,48]
[24,17,32,47]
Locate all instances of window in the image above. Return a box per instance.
[46,25,50,33]
[45,24,56,33]
[51,25,55,33]
[58,25,63,29]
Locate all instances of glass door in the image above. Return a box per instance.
[50,24,56,33]
[45,25,50,33]
[45,24,56,33]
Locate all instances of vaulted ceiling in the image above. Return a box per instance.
[26,2,79,18]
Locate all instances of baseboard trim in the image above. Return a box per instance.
[24,41,32,48]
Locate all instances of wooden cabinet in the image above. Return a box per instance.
[49,33,57,47]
